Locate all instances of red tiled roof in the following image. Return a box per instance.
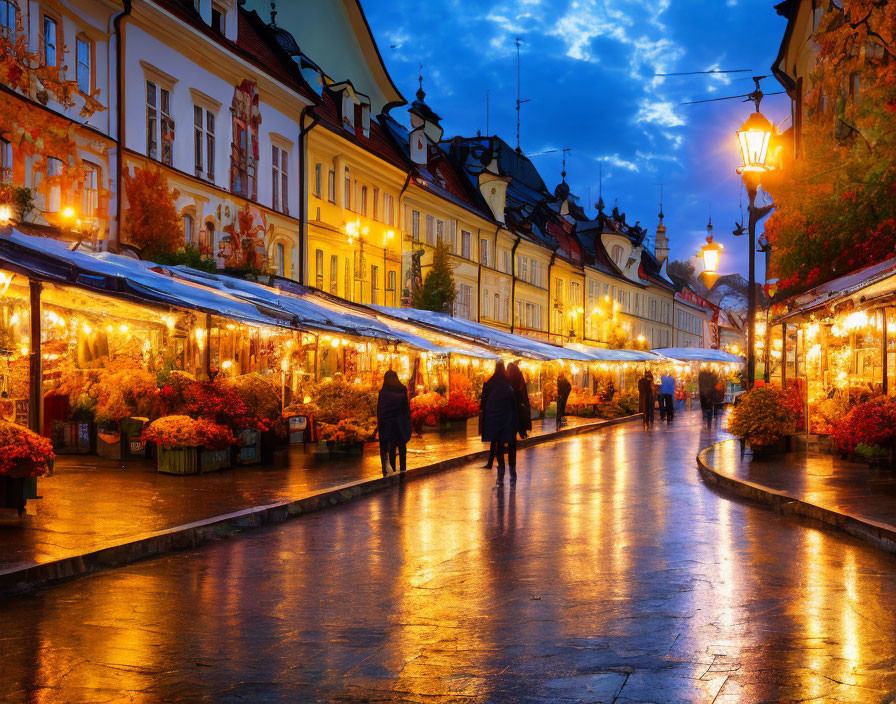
[313,88,408,170]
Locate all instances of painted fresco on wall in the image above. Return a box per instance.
[229,80,261,202]
[215,201,270,272]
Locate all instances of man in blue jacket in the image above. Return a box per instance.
[659,372,676,423]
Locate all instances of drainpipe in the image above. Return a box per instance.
[547,247,558,342]
[476,228,482,323]
[509,234,521,333]
[297,106,320,286]
[113,0,133,253]
[396,171,411,305]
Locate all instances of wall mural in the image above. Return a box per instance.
[215,200,270,272]
[229,80,261,202]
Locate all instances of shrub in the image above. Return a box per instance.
[727,385,796,448]
[830,397,896,454]
[142,415,234,450]
[0,421,55,477]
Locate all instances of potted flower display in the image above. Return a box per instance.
[0,421,54,514]
[727,384,797,456]
[310,378,377,454]
[316,418,377,454]
[93,368,157,461]
[223,373,282,464]
[142,415,235,474]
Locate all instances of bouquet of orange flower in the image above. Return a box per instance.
[0,421,55,477]
[317,419,376,444]
[727,385,796,449]
[142,415,234,450]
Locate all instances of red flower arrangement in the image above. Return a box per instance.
[441,395,480,422]
[830,397,896,454]
[0,421,55,477]
[142,415,235,450]
[184,381,248,423]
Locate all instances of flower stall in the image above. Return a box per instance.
[767,255,896,463]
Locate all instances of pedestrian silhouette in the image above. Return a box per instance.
[376,370,411,475]
[480,361,518,487]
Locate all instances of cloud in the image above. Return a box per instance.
[635,99,686,128]
[596,154,639,172]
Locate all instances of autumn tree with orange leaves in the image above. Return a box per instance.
[765,0,896,294]
[122,168,181,258]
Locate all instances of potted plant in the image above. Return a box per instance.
[224,373,282,464]
[142,415,234,474]
[93,368,158,460]
[316,418,376,455]
[727,385,797,456]
[0,421,54,515]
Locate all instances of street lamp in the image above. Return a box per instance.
[698,227,724,289]
[735,101,776,389]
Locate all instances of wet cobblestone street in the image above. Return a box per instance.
[2,412,896,703]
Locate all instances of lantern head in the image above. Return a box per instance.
[698,234,724,289]
[736,111,775,175]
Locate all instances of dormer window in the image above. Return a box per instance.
[612,245,624,267]
[211,7,223,34]
[361,106,370,138]
[342,91,354,130]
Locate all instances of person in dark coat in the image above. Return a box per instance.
[556,372,572,430]
[698,368,718,428]
[638,370,655,428]
[506,361,532,475]
[480,361,518,486]
[377,370,411,475]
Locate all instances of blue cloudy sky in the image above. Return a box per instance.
[362,0,789,280]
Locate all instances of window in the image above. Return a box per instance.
[482,289,490,318]
[360,185,368,216]
[494,292,501,322]
[183,213,194,245]
[383,193,394,225]
[275,242,286,276]
[43,16,58,66]
[461,230,471,259]
[194,106,215,180]
[611,245,624,267]
[479,238,488,266]
[329,255,338,294]
[204,221,215,255]
[570,281,581,308]
[372,187,379,220]
[211,7,224,34]
[518,257,527,282]
[327,169,335,203]
[454,283,472,320]
[146,81,173,165]
[650,299,657,321]
[344,259,351,302]
[82,163,98,217]
[554,278,563,303]
[0,1,16,41]
[387,270,397,306]
[343,168,351,209]
[314,163,322,197]
[271,144,288,214]
[76,37,93,95]
[503,250,510,273]
[411,210,420,240]
[371,265,379,305]
[315,249,324,289]
[46,157,63,212]
[0,138,11,184]
[435,219,444,245]
[425,215,435,245]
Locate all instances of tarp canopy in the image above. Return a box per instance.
[0,228,300,331]
[565,342,660,362]
[371,306,596,362]
[652,347,744,364]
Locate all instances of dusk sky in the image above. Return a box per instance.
[362,0,789,281]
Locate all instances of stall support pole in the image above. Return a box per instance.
[882,308,888,396]
[204,313,212,380]
[28,280,42,434]
[781,324,787,389]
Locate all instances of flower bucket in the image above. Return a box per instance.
[157,446,199,475]
[234,429,261,465]
[0,476,26,514]
[51,421,95,454]
[199,447,231,473]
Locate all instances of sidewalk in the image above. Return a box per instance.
[0,415,635,593]
[698,438,896,553]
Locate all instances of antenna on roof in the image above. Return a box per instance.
[515,37,530,153]
[658,183,664,217]
[486,89,490,136]
[270,1,277,27]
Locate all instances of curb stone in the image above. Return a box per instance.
[0,414,641,595]
[697,438,896,555]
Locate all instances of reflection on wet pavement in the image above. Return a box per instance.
[2,412,896,703]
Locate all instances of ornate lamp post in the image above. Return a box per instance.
[698,221,724,289]
[736,102,776,389]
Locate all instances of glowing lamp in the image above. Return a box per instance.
[61,206,76,219]
[0,204,12,224]
[698,234,723,289]
[736,111,775,175]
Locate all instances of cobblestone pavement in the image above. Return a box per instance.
[2,412,896,703]
[0,416,594,571]
[708,438,896,528]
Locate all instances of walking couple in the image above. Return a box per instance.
[481,361,532,487]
